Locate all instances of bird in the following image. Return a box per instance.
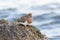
[17,13,33,26]
[26,13,33,25]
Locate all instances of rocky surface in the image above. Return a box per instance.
[0,15,48,40]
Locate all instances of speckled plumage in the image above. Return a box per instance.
[17,13,33,25]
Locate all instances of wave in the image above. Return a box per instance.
[0,8,26,22]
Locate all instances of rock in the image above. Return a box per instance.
[0,22,48,40]
[0,14,48,40]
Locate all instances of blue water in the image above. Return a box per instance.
[0,3,60,40]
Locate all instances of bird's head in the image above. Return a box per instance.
[28,13,32,17]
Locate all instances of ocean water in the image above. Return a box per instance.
[0,3,60,40]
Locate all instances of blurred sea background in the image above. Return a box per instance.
[0,0,60,40]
